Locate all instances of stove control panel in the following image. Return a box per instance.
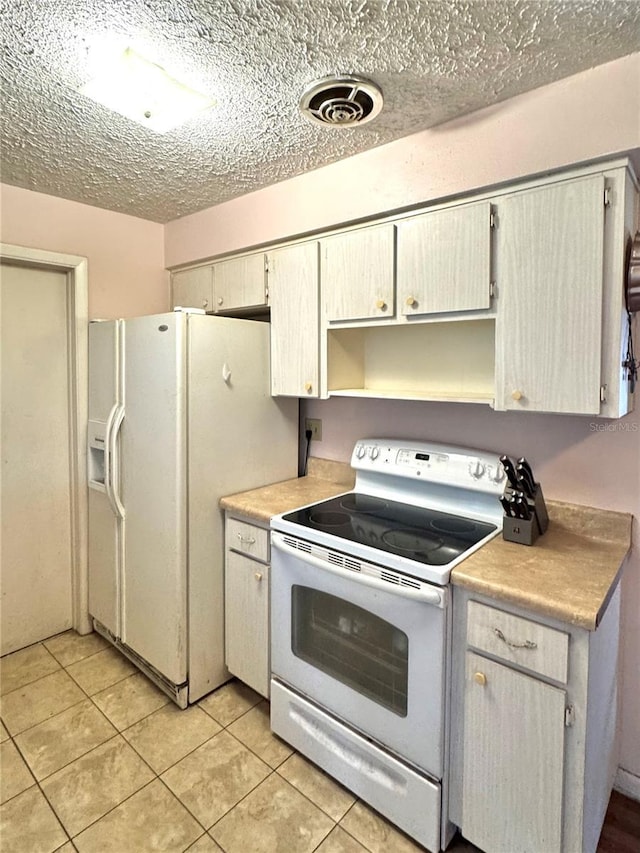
[351,439,505,495]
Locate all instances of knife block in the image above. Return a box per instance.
[502,484,549,546]
[503,515,540,546]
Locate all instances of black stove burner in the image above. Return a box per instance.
[430,517,478,535]
[282,492,497,567]
[340,494,388,513]
[382,528,444,553]
[308,510,350,527]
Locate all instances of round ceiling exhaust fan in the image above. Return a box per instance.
[299,75,383,127]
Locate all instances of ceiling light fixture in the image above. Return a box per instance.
[77,48,215,133]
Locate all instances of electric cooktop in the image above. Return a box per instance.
[281,492,498,568]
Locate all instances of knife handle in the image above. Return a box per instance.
[500,496,513,517]
[500,455,519,488]
[516,464,536,497]
[517,457,535,484]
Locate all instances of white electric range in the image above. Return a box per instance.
[270,438,505,852]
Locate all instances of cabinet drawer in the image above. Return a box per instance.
[226,518,269,563]
[467,601,569,683]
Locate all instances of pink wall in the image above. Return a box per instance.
[165,52,640,267]
[163,52,640,787]
[0,185,167,318]
[303,396,640,782]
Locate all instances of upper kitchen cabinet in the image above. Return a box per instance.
[268,241,320,397]
[321,223,395,322]
[171,253,267,315]
[170,158,636,416]
[212,253,268,313]
[396,201,493,317]
[494,170,633,416]
[171,265,214,312]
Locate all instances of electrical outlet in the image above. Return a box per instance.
[305,418,322,441]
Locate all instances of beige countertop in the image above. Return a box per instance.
[221,462,632,631]
[451,500,632,630]
[219,458,355,523]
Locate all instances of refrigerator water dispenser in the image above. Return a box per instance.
[88,420,107,487]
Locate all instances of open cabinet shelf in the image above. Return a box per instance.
[326,319,496,405]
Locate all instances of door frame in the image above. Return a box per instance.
[1,242,91,634]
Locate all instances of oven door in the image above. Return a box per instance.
[270,531,448,778]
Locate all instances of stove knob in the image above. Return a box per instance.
[369,446,380,460]
[356,444,366,459]
[489,465,506,484]
[469,459,485,479]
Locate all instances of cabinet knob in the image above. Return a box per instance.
[304,382,313,393]
[376,299,387,310]
[511,390,524,401]
[474,672,487,687]
[202,299,209,308]
[405,295,417,307]
[217,297,224,306]
[254,571,263,582]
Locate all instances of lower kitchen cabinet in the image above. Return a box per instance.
[462,651,566,852]
[450,587,622,853]
[224,514,270,698]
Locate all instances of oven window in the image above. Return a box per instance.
[291,585,408,716]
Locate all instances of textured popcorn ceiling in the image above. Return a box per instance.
[2,1,639,223]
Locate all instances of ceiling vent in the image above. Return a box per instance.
[299,76,383,127]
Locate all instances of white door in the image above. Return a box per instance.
[120,312,187,684]
[1,262,73,653]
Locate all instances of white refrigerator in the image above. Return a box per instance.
[87,310,298,707]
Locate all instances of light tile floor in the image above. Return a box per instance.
[0,631,478,853]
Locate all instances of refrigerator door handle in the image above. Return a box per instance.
[109,404,126,519]
[103,403,120,517]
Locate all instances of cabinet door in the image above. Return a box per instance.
[225,549,270,698]
[462,652,566,853]
[495,175,605,414]
[268,242,320,397]
[213,253,267,312]
[322,224,395,322]
[397,201,492,316]
[171,266,213,312]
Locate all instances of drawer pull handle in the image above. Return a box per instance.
[474,672,487,687]
[493,627,537,650]
[254,572,263,582]
[237,534,256,546]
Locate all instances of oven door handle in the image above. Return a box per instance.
[271,534,443,607]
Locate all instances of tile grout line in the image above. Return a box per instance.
[3,637,383,852]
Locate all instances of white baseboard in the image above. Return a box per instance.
[614,767,640,801]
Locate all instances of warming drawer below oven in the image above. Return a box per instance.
[271,679,442,853]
